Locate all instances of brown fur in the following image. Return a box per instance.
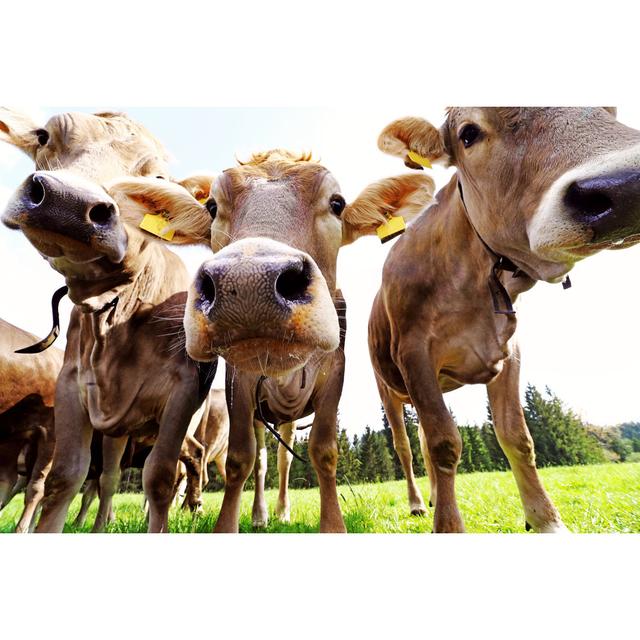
[0,319,63,532]
[0,109,217,533]
[371,107,640,532]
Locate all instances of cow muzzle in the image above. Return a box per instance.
[528,143,640,278]
[184,238,340,375]
[564,168,640,245]
[2,170,128,264]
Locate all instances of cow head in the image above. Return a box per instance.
[0,109,193,310]
[378,108,640,282]
[111,150,434,375]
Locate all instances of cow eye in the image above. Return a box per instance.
[329,194,346,216]
[205,197,218,219]
[35,129,49,146]
[459,124,481,148]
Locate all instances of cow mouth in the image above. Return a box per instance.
[216,337,316,376]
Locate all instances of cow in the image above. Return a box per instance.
[369,107,640,532]
[0,108,217,532]
[108,150,435,532]
[0,318,63,532]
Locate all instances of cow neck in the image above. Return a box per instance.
[455,177,570,315]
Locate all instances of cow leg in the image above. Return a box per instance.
[275,422,295,523]
[214,453,227,485]
[214,375,255,533]
[487,345,566,532]
[15,429,55,533]
[92,435,128,532]
[143,385,198,533]
[73,478,99,528]
[6,475,28,508]
[377,377,427,515]
[397,339,464,533]
[310,354,346,533]
[36,378,93,533]
[417,425,437,508]
[172,461,187,508]
[252,421,269,528]
[0,441,21,511]
[180,436,204,513]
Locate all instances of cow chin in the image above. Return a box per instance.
[218,338,318,376]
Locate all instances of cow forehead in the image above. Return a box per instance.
[222,155,332,204]
[41,111,168,167]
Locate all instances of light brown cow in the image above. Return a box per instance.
[0,109,218,532]
[369,108,640,532]
[109,150,434,532]
[0,318,63,532]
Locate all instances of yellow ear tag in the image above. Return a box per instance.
[407,150,432,168]
[376,215,406,243]
[139,213,175,241]
[197,197,208,204]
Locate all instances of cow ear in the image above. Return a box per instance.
[0,108,42,159]
[378,116,449,170]
[341,174,435,245]
[107,176,214,246]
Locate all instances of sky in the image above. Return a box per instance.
[2,106,640,436]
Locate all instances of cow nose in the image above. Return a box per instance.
[195,255,312,316]
[564,169,640,242]
[27,173,117,228]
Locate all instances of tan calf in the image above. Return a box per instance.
[370,108,640,532]
[0,319,63,532]
[110,150,434,531]
[1,109,217,532]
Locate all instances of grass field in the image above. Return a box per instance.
[1,462,638,533]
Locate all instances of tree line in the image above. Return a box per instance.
[230,383,640,491]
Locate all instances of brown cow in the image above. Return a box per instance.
[369,108,640,532]
[0,109,217,532]
[0,318,63,532]
[109,150,434,532]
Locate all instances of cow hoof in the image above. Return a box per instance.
[525,521,532,531]
[410,505,428,516]
[429,500,433,508]
[277,512,291,524]
[252,515,269,528]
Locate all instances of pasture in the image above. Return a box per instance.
[1,461,638,533]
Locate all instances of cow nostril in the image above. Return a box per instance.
[198,272,216,308]
[28,176,46,206]
[276,261,312,303]
[565,181,613,220]
[89,203,116,226]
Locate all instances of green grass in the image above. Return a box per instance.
[1,462,638,533]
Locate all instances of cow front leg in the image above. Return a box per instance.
[252,421,269,528]
[376,376,427,515]
[275,422,295,523]
[144,384,199,533]
[36,376,93,533]
[92,435,128,532]
[15,426,55,533]
[214,372,255,533]
[73,478,99,528]
[487,345,566,533]
[397,339,464,533]
[310,354,346,533]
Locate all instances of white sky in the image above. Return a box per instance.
[2,107,640,435]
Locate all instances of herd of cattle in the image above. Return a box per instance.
[1,107,639,533]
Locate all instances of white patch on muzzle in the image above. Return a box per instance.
[528,142,640,281]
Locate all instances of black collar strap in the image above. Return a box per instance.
[15,285,69,354]
[457,180,571,316]
[254,375,307,463]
